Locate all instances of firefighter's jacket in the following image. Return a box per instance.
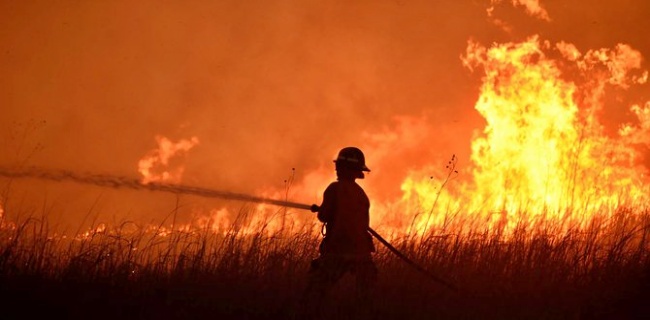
[317,180,375,256]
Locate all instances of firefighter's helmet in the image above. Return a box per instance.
[333,147,370,172]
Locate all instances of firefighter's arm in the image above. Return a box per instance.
[313,183,336,223]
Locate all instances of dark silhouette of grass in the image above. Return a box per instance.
[1,204,650,320]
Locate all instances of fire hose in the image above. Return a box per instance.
[0,166,456,290]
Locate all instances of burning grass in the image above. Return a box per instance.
[1,204,650,320]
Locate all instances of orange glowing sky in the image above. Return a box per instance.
[1,1,649,228]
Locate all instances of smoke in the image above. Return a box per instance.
[1,0,649,230]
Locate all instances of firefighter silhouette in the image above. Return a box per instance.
[298,147,377,318]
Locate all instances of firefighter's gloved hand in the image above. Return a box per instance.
[310,204,320,213]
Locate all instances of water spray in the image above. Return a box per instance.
[0,166,311,209]
[0,165,456,290]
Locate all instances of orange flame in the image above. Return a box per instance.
[399,36,650,235]
[137,135,200,184]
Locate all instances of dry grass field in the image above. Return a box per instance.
[1,204,649,320]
